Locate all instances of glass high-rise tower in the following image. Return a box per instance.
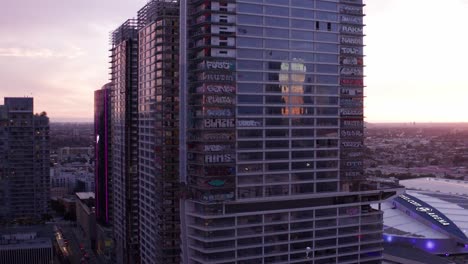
[109,1,403,263]
[94,83,112,226]
[179,0,402,263]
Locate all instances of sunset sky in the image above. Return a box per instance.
[1,0,467,122]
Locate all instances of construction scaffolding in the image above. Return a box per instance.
[137,0,179,27]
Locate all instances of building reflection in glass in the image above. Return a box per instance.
[280,60,306,115]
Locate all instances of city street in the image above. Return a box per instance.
[57,222,98,264]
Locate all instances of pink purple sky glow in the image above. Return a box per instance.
[1,0,467,122]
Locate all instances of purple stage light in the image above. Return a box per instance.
[425,240,435,250]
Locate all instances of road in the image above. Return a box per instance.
[57,222,98,264]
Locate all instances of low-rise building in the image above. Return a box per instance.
[0,225,53,264]
[75,192,96,248]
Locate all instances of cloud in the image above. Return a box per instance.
[0,46,84,59]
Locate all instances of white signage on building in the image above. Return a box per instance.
[340,47,362,55]
[206,109,233,117]
[343,171,362,177]
[206,60,235,70]
[204,73,235,82]
[205,154,233,163]
[341,15,363,24]
[341,141,363,148]
[340,67,363,76]
[206,85,236,93]
[341,25,363,34]
[340,5,362,15]
[205,95,234,104]
[204,144,228,152]
[341,108,363,116]
[237,120,262,127]
[399,194,450,226]
[204,119,235,128]
[342,120,363,127]
[341,130,363,137]
[204,133,234,141]
[341,57,363,66]
[341,36,363,45]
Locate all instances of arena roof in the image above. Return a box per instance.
[375,190,468,242]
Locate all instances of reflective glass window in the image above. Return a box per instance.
[239,152,264,161]
[266,140,289,148]
[238,71,263,82]
[291,8,314,19]
[316,1,338,11]
[238,26,263,36]
[291,0,314,8]
[265,28,289,38]
[266,129,289,137]
[238,94,263,104]
[317,54,338,63]
[316,32,338,42]
[238,60,264,70]
[238,49,263,59]
[317,182,338,192]
[316,11,338,21]
[239,3,263,13]
[238,141,263,149]
[317,75,338,84]
[265,17,289,27]
[316,64,338,73]
[238,37,263,48]
[238,129,263,138]
[265,0,289,5]
[266,118,289,126]
[266,50,289,60]
[238,14,263,25]
[265,5,289,16]
[238,83,263,93]
[265,151,289,160]
[266,162,289,171]
[265,39,289,49]
[292,140,314,148]
[265,174,290,183]
[238,106,263,115]
[315,43,338,52]
[291,30,314,41]
[291,19,314,29]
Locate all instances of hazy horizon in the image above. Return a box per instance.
[1,0,468,122]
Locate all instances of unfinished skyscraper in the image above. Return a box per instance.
[110,20,140,264]
[137,1,181,263]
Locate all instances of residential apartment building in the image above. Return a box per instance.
[0,97,50,221]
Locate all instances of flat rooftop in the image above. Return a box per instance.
[400,178,468,196]
[0,225,52,250]
[76,192,95,200]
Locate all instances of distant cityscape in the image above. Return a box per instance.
[365,124,468,181]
